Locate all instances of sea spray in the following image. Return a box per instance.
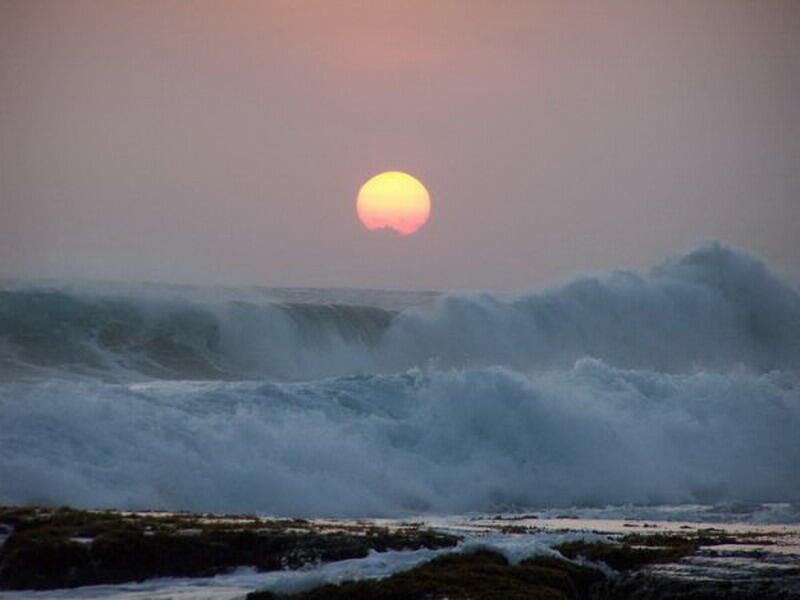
[1,243,798,382]
[1,243,798,515]
[1,361,797,515]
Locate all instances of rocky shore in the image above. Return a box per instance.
[249,532,800,600]
[1,506,798,599]
[0,506,457,590]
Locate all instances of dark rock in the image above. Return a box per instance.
[0,535,92,590]
[0,506,459,590]
[555,540,693,572]
[247,550,607,600]
[607,571,800,600]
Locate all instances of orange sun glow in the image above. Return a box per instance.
[356,171,431,235]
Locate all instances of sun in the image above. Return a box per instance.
[356,171,431,235]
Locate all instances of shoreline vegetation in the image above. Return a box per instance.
[1,506,798,599]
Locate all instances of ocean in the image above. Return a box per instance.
[1,242,799,520]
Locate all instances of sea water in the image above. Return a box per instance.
[1,242,799,518]
[2,243,800,598]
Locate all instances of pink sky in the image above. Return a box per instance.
[2,0,798,289]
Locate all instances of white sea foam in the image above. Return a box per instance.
[2,243,799,381]
[1,360,797,516]
[1,243,798,516]
[383,242,800,374]
[0,532,606,600]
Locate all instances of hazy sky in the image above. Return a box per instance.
[2,0,799,290]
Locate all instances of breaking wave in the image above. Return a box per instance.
[1,243,798,381]
[1,360,798,515]
[0,292,394,381]
[1,243,799,516]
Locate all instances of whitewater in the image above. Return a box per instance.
[1,243,799,519]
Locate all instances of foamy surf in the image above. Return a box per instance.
[2,243,799,383]
[1,243,798,516]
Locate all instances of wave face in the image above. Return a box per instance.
[2,243,799,381]
[1,243,799,516]
[0,292,395,381]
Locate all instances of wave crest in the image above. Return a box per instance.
[2,244,798,381]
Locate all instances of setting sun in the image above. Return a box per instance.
[356,171,431,235]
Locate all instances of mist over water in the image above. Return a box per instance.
[1,244,799,517]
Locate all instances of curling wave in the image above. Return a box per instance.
[1,243,799,380]
[0,291,394,381]
[1,243,799,516]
